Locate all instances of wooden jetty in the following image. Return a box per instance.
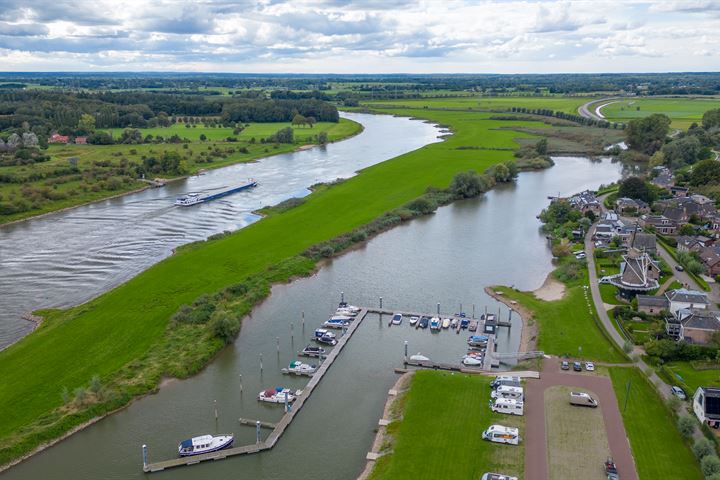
[238,418,276,429]
[143,309,369,473]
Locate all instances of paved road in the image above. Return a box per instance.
[525,357,637,480]
[654,240,720,306]
[578,97,620,122]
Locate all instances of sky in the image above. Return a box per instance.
[0,0,718,73]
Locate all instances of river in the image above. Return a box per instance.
[2,151,625,479]
[0,113,442,350]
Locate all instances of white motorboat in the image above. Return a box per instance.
[323,318,349,329]
[391,313,403,325]
[409,316,420,326]
[314,328,337,345]
[178,434,234,456]
[282,360,316,376]
[430,317,441,330]
[441,318,451,329]
[258,387,302,404]
[336,307,358,317]
[300,345,326,357]
[409,353,430,362]
[338,302,361,313]
[450,318,459,329]
[462,355,483,366]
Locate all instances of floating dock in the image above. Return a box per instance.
[143,309,368,472]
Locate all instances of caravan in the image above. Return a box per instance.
[491,385,524,400]
[490,376,521,389]
[482,424,521,445]
[490,398,524,416]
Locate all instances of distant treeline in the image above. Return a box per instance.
[0,90,339,134]
[1,72,720,95]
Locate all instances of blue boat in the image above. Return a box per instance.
[460,318,470,329]
[175,179,257,206]
[418,316,429,329]
[467,335,489,347]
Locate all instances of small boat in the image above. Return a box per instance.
[178,434,234,457]
[300,345,326,357]
[314,328,337,345]
[460,318,470,329]
[175,179,257,206]
[468,335,489,347]
[324,318,349,329]
[338,302,361,313]
[462,356,483,366]
[456,312,467,318]
[469,320,478,332]
[450,318,459,329]
[258,387,302,404]
[282,360,316,376]
[409,353,430,362]
[466,350,484,358]
[419,316,429,329]
[392,313,403,325]
[442,318,450,329]
[336,307,357,317]
[329,314,353,322]
[430,317,441,330]
[409,316,420,326]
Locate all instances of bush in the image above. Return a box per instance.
[210,312,240,345]
[406,197,437,215]
[693,438,715,460]
[450,171,483,198]
[678,416,697,439]
[702,455,720,477]
[554,259,582,283]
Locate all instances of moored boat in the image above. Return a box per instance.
[442,318,450,329]
[409,353,430,362]
[418,316,429,329]
[257,387,302,404]
[282,360,316,376]
[314,328,337,345]
[460,318,470,329]
[430,317,441,330]
[468,335,489,347]
[392,313,403,325]
[336,307,358,317]
[409,316,420,326]
[323,318,349,329]
[462,355,483,366]
[178,434,234,456]
[300,345,326,357]
[469,320,478,332]
[450,318,459,329]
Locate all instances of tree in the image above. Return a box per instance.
[535,138,548,155]
[694,438,714,460]
[306,116,316,128]
[702,108,720,130]
[662,136,702,169]
[450,171,483,198]
[618,176,653,202]
[678,416,696,439]
[493,163,512,182]
[584,210,596,223]
[21,132,38,148]
[317,131,328,145]
[199,133,207,141]
[626,114,671,155]
[77,113,96,134]
[690,158,720,186]
[271,127,294,144]
[291,113,306,127]
[551,238,572,257]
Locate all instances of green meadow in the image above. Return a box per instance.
[363,95,589,114]
[609,367,702,479]
[369,371,523,480]
[0,106,548,461]
[599,97,720,129]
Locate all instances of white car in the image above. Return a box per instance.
[585,362,595,371]
[671,386,686,400]
[481,474,518,480]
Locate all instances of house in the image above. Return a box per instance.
[668,309,720,344]
[48,133,69,144]
[616,197,649,215]
[670,186,689,197]
[656,196,717,224]
[568,190,601,215]
[665,288,710,316]
[604,211,619,222]
[639,214,677,235]
[594,223,615,240]
[602,248,660,293]
[699,246,720,276]
[625,232,656,253]
[637,295,668,314]
[694,387,720,427]
[677,236,706,253]
[74,136,87,145]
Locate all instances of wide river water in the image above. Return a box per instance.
[0,112,442,349]
[1,110,626,479]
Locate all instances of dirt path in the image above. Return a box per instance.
[524,358,637,480]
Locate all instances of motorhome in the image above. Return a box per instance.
[482,424,520,445]
[491,376,521,389]
[491,385,524,400]
[490,398,524,416]
[569,391,598,408]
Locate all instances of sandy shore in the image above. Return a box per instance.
[485,286,537,353]
[533,275,566,301]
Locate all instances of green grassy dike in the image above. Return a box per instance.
[0,108,549,466]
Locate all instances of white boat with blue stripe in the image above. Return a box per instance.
[178,434,234,457]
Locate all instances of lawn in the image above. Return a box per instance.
[665,361,720,394]
[599,97,720,129]
[609,367,702,480]
[364,95,589,114]
[545,385,610,480]
[495,274,627,363]
[0,107,549,459]
[369,371,523,480]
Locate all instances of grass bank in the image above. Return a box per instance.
[609,367,702,479]
[368,371,523,480]
[599,96,720,129]
[0,107,553,467]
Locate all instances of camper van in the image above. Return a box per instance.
[482,424,520,445]
[491,376,521,389]
[481,474,518,480]
[569,391,598,408]
[491,385,524,400]
[491,397,524,416]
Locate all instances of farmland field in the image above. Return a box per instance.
[545,385,610,480]
[363,95,590,114]
[369,371,523,480]
[609,367,702,480]
[598,97,720,129]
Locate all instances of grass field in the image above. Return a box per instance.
[363,95,589,114]
[0,106,553,461]
[369,371,523,480]
[599,97,720,129]
[545,385,610,480]
[665,361,720,394]
[495,272,627,362]
[609,367,702,480]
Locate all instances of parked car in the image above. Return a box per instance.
[561,361,570,370]
[481,474,518,480]
[671,386,686,400]
[585,362,595,371]
[573,361,582,372]
[675,265,684,272]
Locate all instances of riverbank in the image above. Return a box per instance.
[0,119,363,227]
[0,106,562,469]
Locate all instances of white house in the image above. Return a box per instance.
[665,289,710,316]
[694,387,720,428]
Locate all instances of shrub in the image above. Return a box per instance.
[693,438,714,460]
[678,416,697,439]
[89,375,102,394]
[702,455,720,477]
[450,170,483,198]
[406,197,437,215]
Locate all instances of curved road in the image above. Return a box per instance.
[578,97,621,122]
